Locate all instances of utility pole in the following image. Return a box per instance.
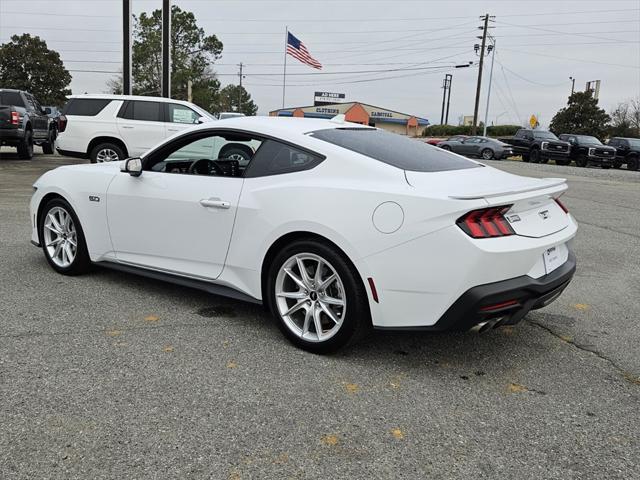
[482,39,496,136]
[122,0,132,95]
[440,75,449,124]
[161,0,171,98]
[445,74,452,125]
[472,13,494,135]
[569,76,575,95]
[238,62,244,112]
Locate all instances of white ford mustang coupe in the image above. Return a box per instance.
[30,117,577,352]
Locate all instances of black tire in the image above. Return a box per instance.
[522,153,530,162]
[266,239,370,353]
[530,149,541,163]
[90,142,125,163]
[627,156,639,171]
[613,160,622,169]
[219,145,252,164]
[38,198,91,275]
[42,129,56,154]
[17,129,34,159]
[481,148,494,160]
[440,145,452,151]
[575,155,588,168]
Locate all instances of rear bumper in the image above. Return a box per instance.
[377,252,576,332]
[0,128,24,145]
[56,148,88,159]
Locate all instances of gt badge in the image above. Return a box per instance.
[506,214,521,223]
[539,210,549,220]
[89,195,100,202]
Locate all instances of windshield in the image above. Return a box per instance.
[533,131,558,140]
[576,135,602,145]
[310,128,480,172]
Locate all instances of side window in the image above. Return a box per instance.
[145,131,261,177]
[245,139,324,178]
[132,101,164,122]
[64,98,112,116]
[515,130,524,138]
[167,103,200,124]
[24,94,37,111]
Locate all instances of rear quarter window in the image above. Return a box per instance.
[63,98,112,116]
[310,128,479,172]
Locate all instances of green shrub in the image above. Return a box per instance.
[423,124,521,138]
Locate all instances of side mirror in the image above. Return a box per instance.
[44,107,52,115]
[122,157,142,177]
[197,116,208,124]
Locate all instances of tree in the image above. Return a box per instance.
[216,84,258,116]
[111,5,224,113]
[549,90,610,139]
[0,34,71,106]
[609,98,640,138]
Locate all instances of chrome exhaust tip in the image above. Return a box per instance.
[470,320,495,334]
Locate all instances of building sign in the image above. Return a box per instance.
[315,107,340,114]
[371,111,393,118]
[314,91,345,106]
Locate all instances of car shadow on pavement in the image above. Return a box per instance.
[85,263,551,371]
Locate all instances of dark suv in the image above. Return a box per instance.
[607,138,640,171]
[558,134,617,168]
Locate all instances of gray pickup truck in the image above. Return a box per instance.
[0,89,56,159]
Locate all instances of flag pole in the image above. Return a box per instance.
[282,26,288,109]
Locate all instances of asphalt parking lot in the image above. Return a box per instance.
[1,152,639,479]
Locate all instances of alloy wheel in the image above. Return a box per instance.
[96,148,120,162]
[481,149,494,160]
[43,206,77,268]
[275,253,346,343]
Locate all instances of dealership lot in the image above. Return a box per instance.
[1,154,639,478]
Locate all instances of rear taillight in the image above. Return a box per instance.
[555,198,568,213]
[10,111,19,125]
[58,115,67,132]
[457,205,515,239]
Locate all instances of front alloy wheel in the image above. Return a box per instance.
[39,198,91,275]
[96,148,120,162]
[43,206,77,268]
[275,253,346,343]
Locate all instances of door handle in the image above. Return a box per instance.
[122,125,134,129]
[167,128,179,132]
[200,198,230,209]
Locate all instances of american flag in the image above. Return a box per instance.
[286,32,322,70]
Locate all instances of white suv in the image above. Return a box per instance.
[57,95,219,163]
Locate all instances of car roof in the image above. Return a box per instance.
[190,116,373,137]
[67,94,196,106]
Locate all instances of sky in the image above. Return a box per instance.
[1,0,639,127]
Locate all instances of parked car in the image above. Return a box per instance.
[30,117,577,352]
[0,89,56,159]
[557,134,616,168]
[499,129,571,165]
[438,135,514,160]
[57,94,226,163]
[606,137,640,171]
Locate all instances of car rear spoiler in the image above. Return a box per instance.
[448,178,566,200]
